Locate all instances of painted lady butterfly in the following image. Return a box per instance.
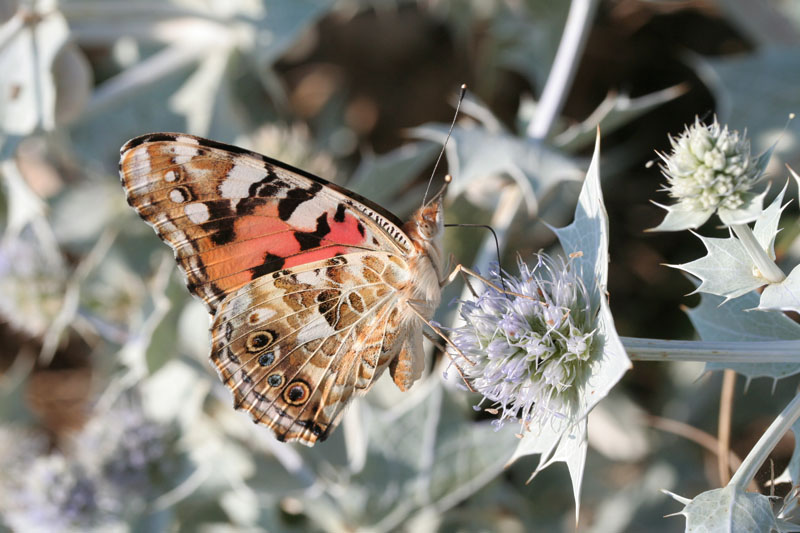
[119,133,447,446]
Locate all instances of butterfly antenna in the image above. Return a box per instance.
[444,223,508,293]
[422,83,467,207]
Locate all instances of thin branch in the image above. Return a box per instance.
[718,370,736,485]
[729,391,800,490]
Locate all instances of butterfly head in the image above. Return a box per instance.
[405,175,449,280]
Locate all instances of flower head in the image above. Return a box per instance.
[0,402,181,531]
[77,403,174,497]
[0,446,115,532]
[660,117,758,213]
[450,254,596,430]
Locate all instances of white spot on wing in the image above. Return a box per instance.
[226,290,253,319]
[184,202,210,224]
[169,189,186,203]
[219,162,268,199]
[172,140,200,165]
[248,308,277,325]
[296,314,338,345]
[164,170,176,182]
[186,255,201,271]
[127,147,151,189]
[175,135,200,146]
[152,214,185,247]
[286,195,332,230]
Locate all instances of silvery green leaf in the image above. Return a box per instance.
[666,486,780,533]
[587,393,649,462]
[0,5,69,136]
[671,187,785,300]
[672,234,763,300]
[249,0,335,68]
[348,141,439,211]
[140,360,209,426]
[514,133,630,516]
[51,180,126,244]
[687,291,800,379]
[648,200,714,232]
[753,183,786,258]
[761,267,800,312]
[553,86,687,152]
[70,0,332,162]
[413,123,584,216]
[691,47,800,170]
[177,299,211,363]
[219,490,282,529]
[70,54,204,164]
[718,189,768,226]
[554,132,630,416]
[490,1,570,91]
[586,463,676,533]
[0,159,47,239]
[170,49,245,140]
[330,381,517,531]
[552,132,609,298]
[425,389,518,509]
[714,0,799,47]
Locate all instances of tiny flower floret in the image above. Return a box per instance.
[661,118,758,212]
[451,255,596,428]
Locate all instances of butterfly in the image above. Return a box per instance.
[119,133,448,446]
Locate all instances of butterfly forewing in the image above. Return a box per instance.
[119,133,413,312]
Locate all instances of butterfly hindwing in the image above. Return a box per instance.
[209,252,416,445]
[119,133,413,312]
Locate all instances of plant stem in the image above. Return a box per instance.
[729,391,800,490]
[622,337,800,363]
[526,0,599,140]
[718,370,735,485]
[731,223,785,283]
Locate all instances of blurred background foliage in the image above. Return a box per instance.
[1,0,799,531]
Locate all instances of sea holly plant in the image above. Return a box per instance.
[649,118,800,313]
[625,116,800,530]
[449,133,631,515]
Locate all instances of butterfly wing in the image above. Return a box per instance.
[210,251,421,445]
[119,133,415,313]
[119,133,439,446]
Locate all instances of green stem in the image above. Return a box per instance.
[731,223,785,283]
[729,391,800,490]
[622,337,800,364]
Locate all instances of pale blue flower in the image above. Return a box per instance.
[0,402,180,531]
[451,254,596,429]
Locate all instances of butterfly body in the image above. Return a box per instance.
[119,133,445,445]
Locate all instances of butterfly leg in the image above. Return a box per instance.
[405,300,476,392]
[443,263,539,302]
[422,329,446,353]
